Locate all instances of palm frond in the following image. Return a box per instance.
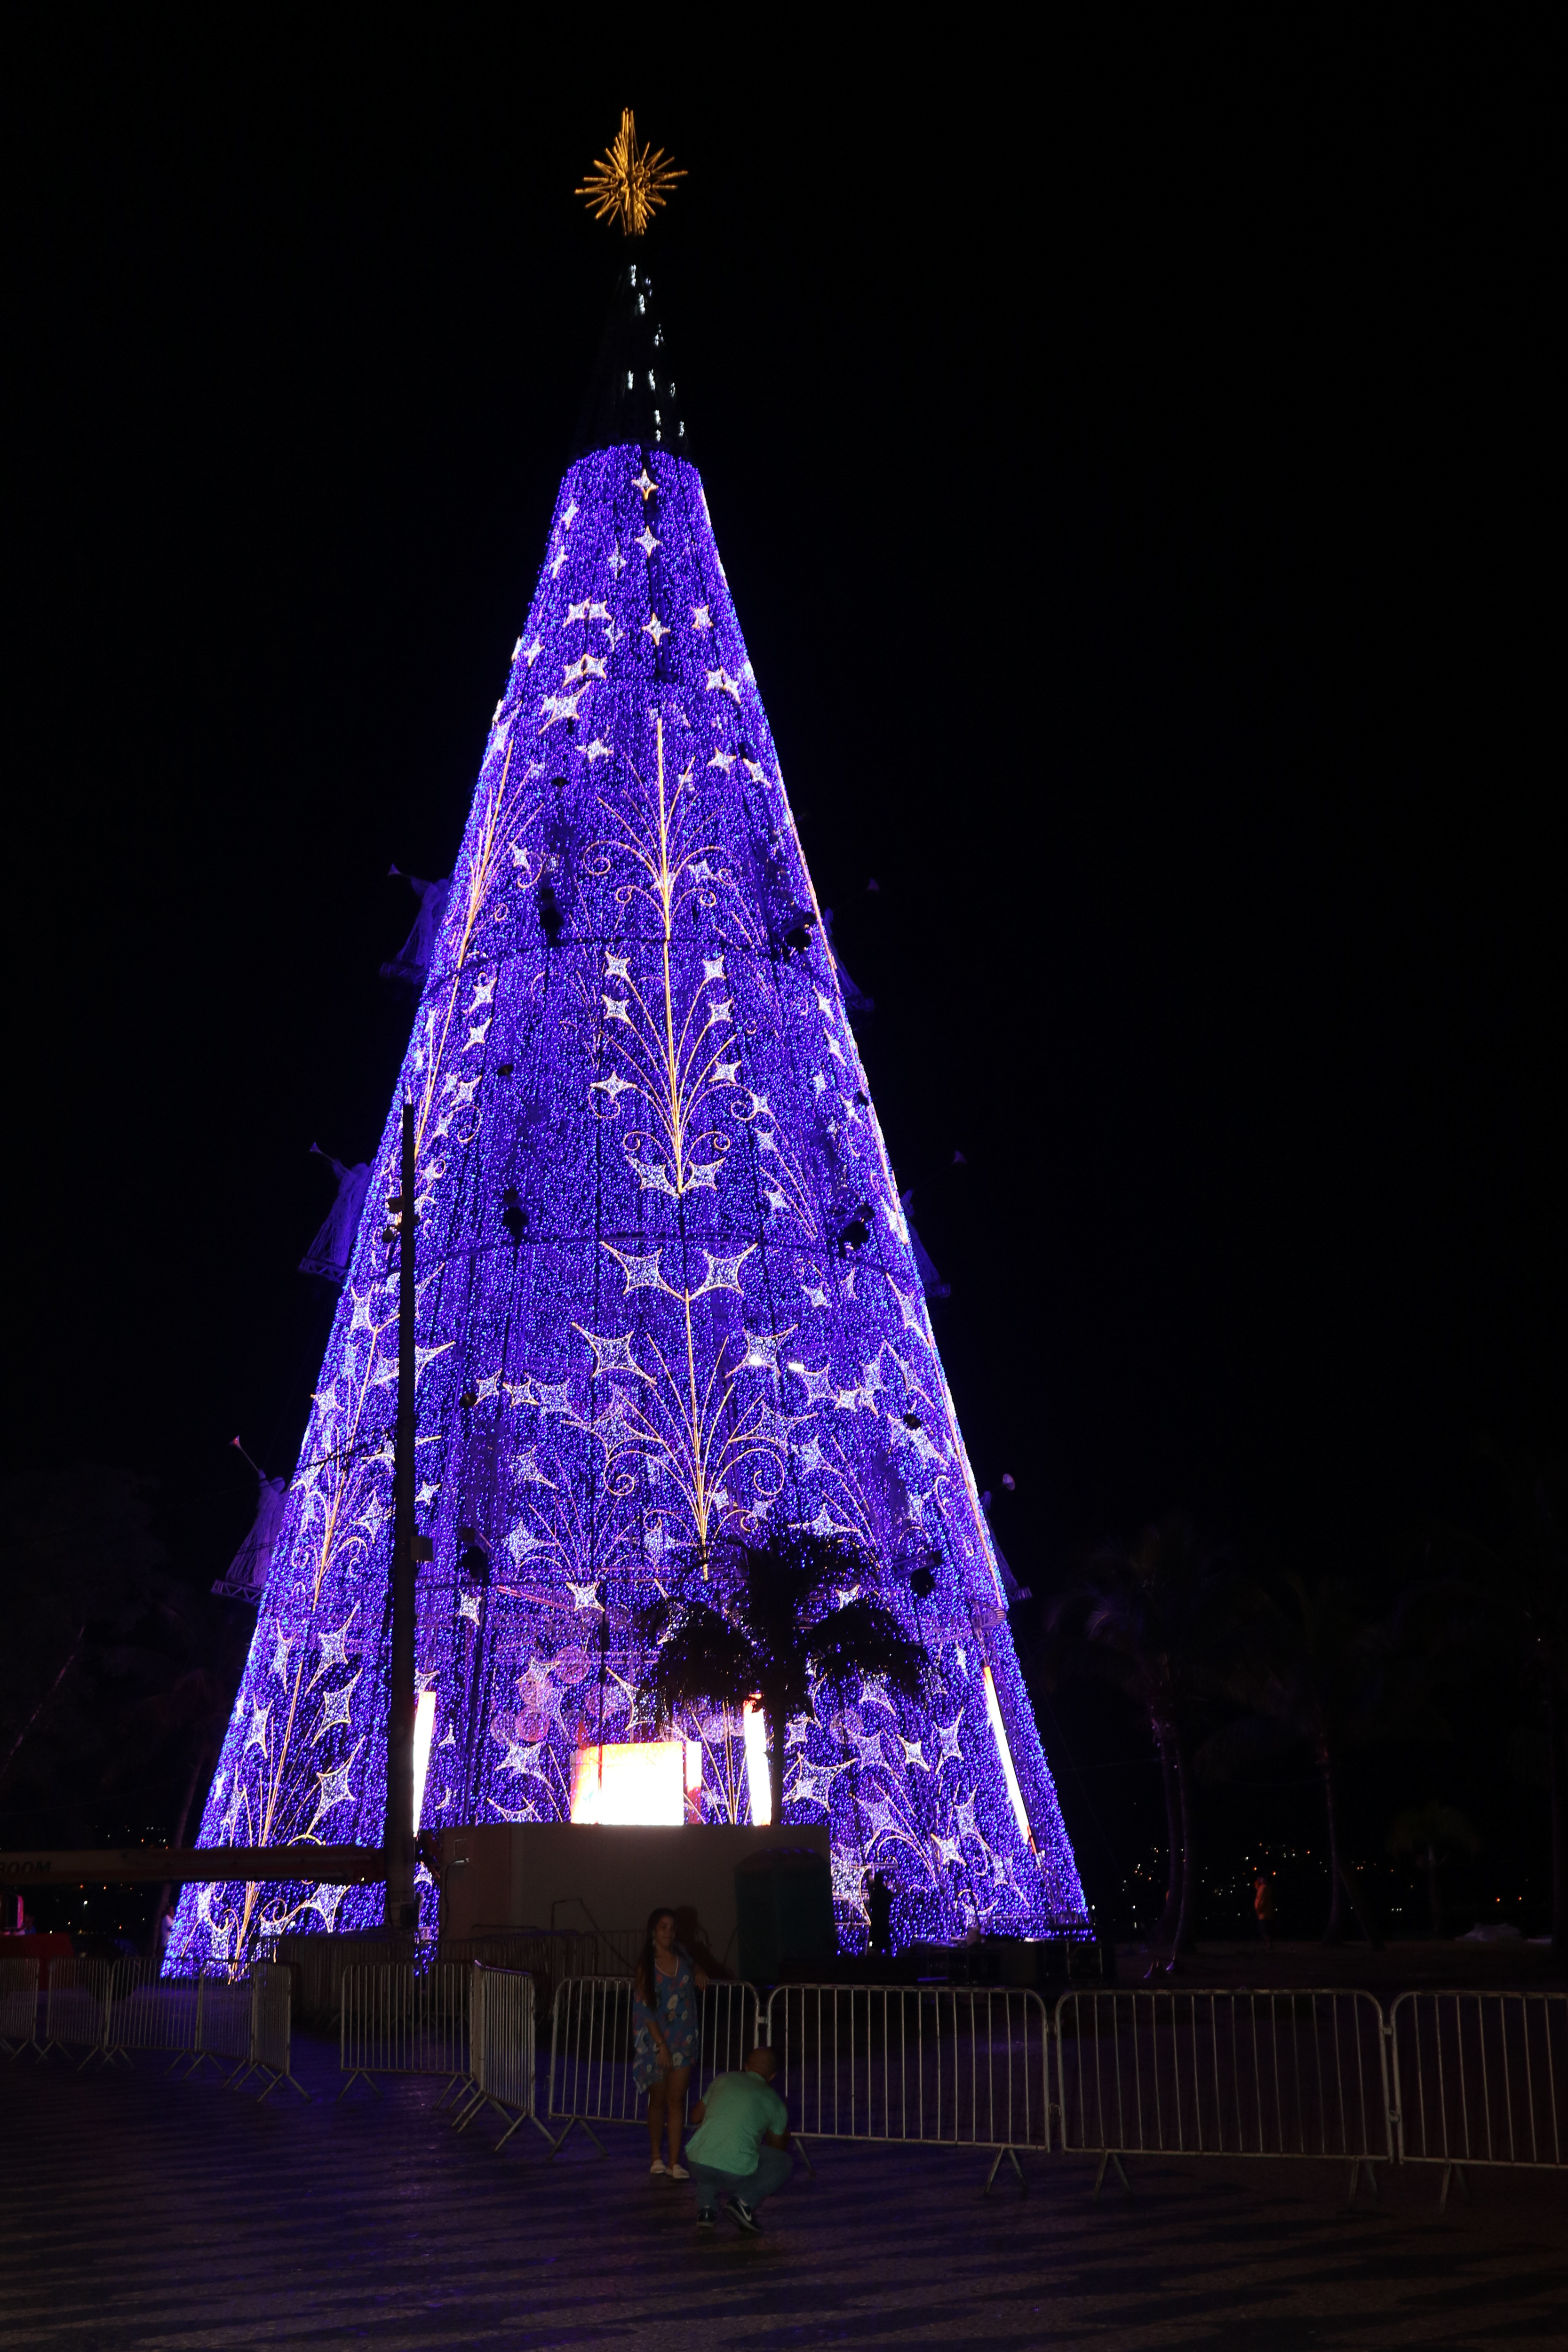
[633,1527,925,1766]
[804,1597,925,1702]
[636,1600,757,1730]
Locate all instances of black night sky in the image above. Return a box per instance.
[5,25,1558,1938]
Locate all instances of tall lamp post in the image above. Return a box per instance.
[384,1098,418,1932]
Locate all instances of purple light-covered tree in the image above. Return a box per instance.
[171,238,1086,1969]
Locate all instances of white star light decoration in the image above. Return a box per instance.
[605,1244,665,1291]
[695,1247,755,1295]
[787,1756,846,1812]
[311,1618,355,1687]
[934,1714,966,1768]
[741,1328,792,1375]
[313,1673,360,1743]
[573,1327,647,1380]
[312,1756,359,1818]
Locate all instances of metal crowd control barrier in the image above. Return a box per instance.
[38,1956,294,2092]
[100,1967,207,2069]
[274,1927,639,2033]
[143,1964,303,2098]
[454,1965,551,2151]
[275,1932,420,2032]
[181,1974,255,2079]
[41,1958,114,2064]
[1390,1989,1568,2210]
[44,1957,167,2069]
[764,1984,1051,2189]
[339,1962,471,2100]
[234,1962,306,2101]
[1054,1987,1392,2200]
[96,1958,168,2065]
[443,1925,641,1985]
[22,1951,1568,2213]
[548,1976,761,2155]
[0,1957,41,2058]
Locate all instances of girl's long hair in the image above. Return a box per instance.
[636,1905,677,2006]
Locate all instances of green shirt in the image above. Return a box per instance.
[685,2070,788,2177]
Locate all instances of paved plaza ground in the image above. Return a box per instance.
[3,2029,1565,2352]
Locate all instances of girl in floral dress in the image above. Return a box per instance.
[633,1906,708,2177]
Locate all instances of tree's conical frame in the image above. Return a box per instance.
[172,259,1086,1967]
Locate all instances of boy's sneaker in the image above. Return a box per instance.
[695,2210,715,2231]
[724,2196,761,2236]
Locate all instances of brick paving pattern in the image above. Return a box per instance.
[3,2032,1566,2350]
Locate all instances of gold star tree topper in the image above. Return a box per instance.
[576,109,685,237]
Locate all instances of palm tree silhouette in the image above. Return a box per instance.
[1441,1438,1568,1954]
[1041,1515,1231,1956]
[635,1529,925,1830]
[1388,1801,1480,1938]
[1203,1569,1423,1946]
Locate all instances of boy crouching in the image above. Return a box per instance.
[685,2044,793,2235]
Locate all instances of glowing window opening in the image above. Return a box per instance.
[742,1700,772,1827]
[982,1665,1032,1847]
[570,1739,686,1825]
[412,1690,438,1830]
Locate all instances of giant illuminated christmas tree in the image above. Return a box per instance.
[171,117,1086,1969]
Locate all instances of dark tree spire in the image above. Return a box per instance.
[571,112,691,461]
[571,257,692,461]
